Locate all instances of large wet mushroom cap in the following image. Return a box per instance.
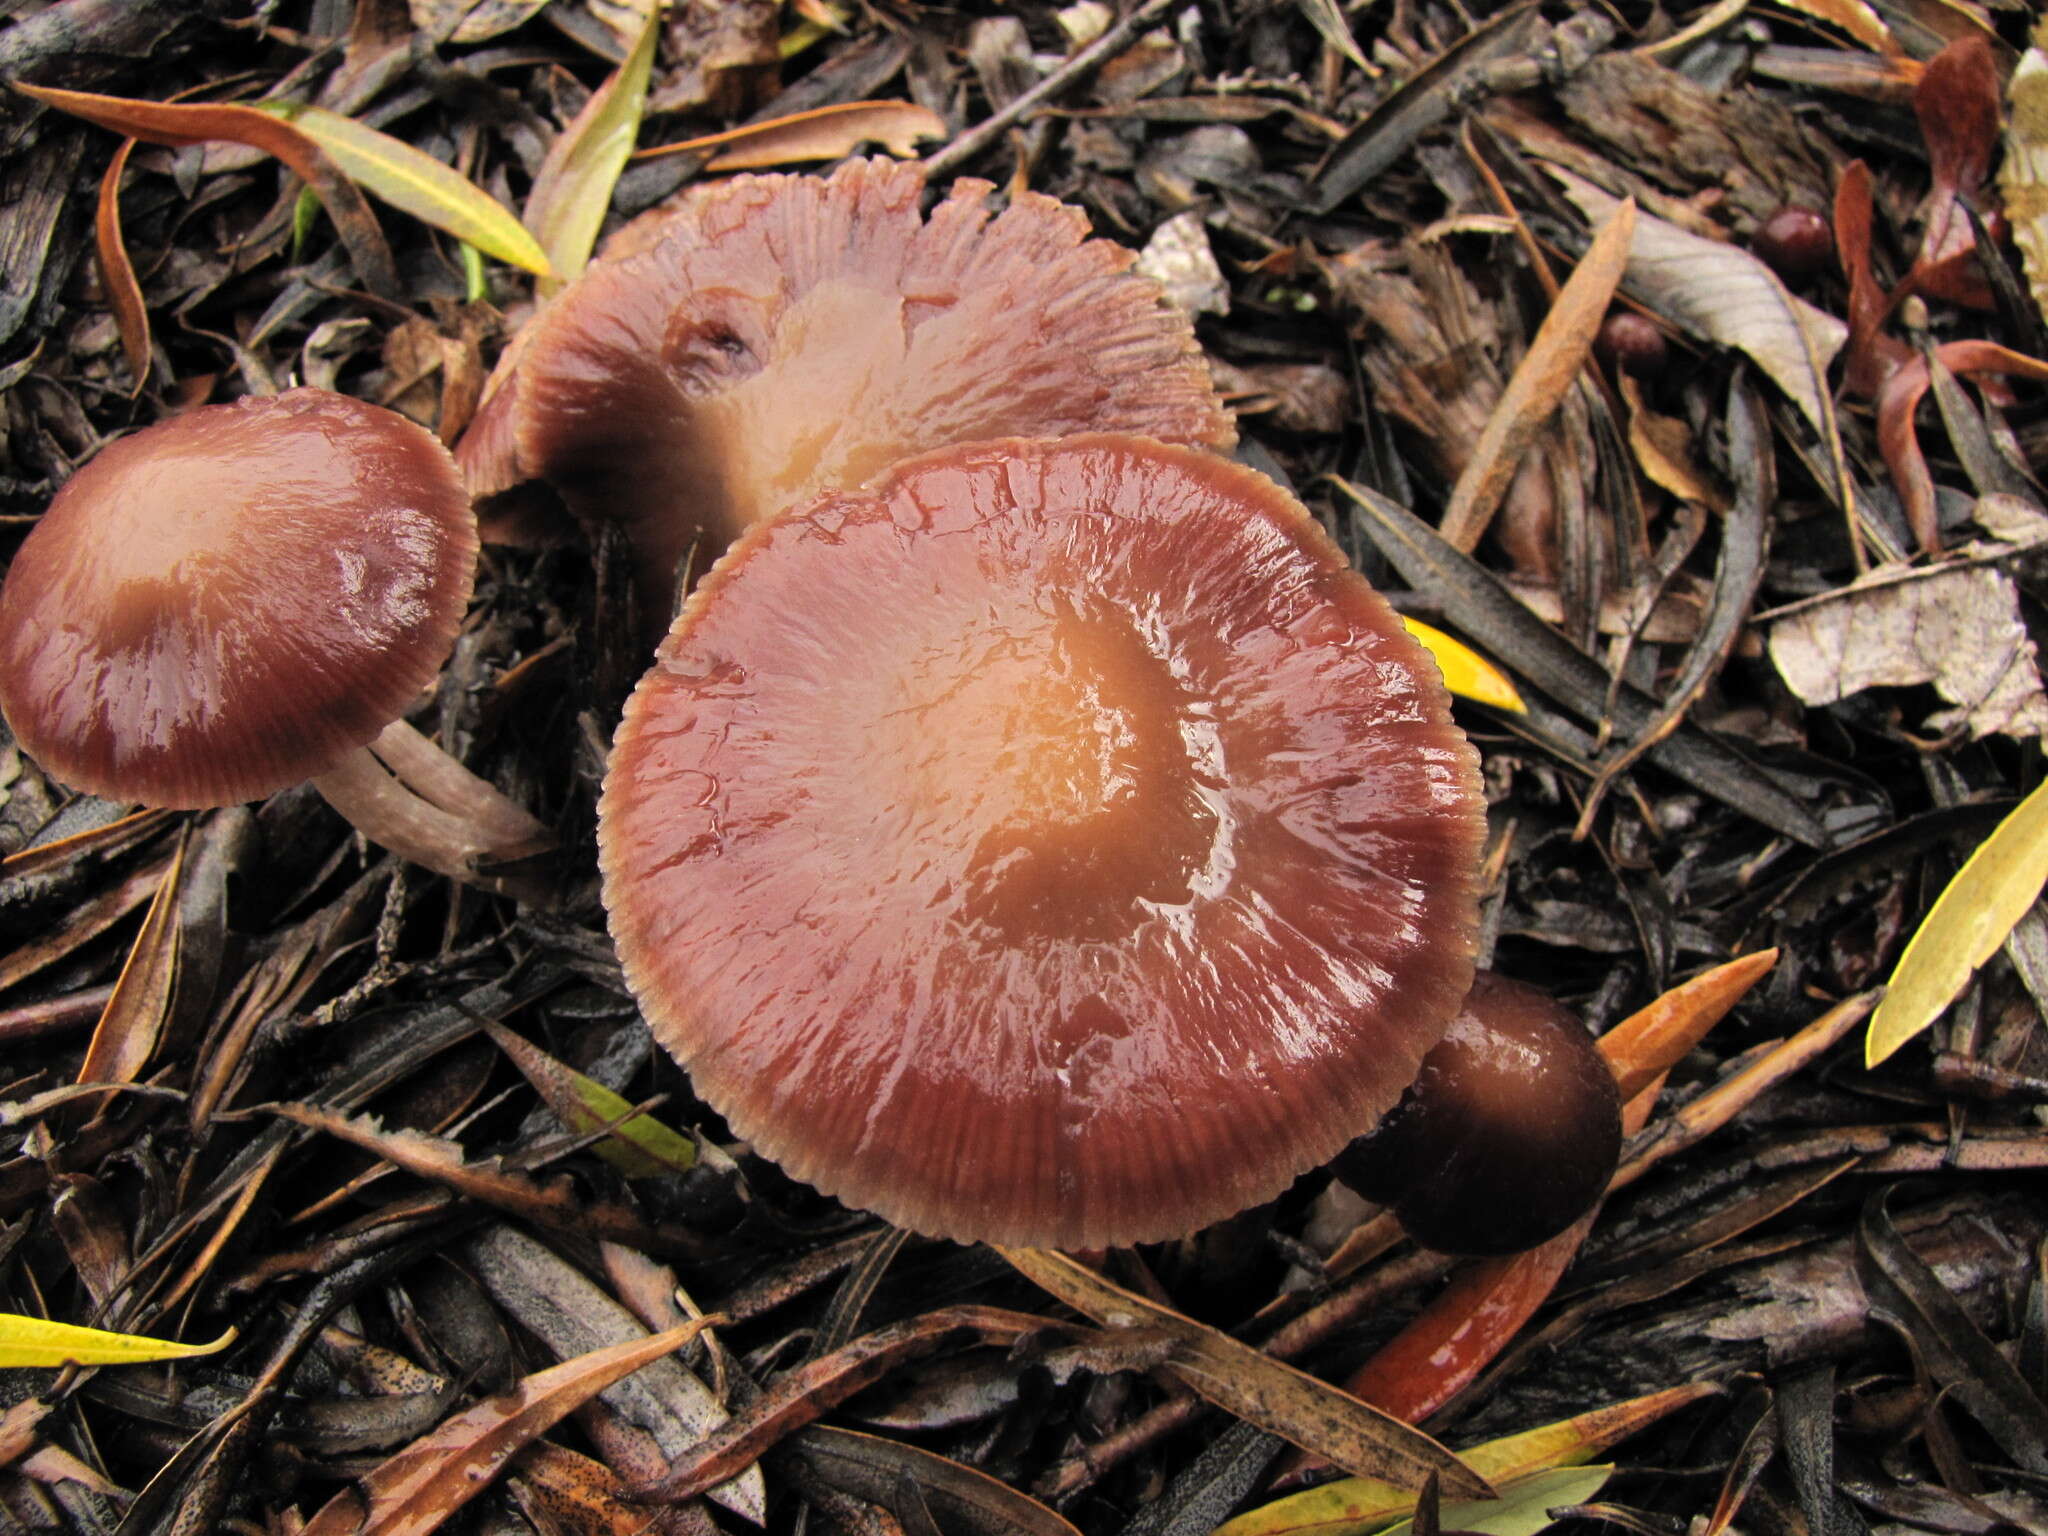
[460,158,1235,625]
[1331,970,1624,1256]
[600,434,1485,1249]
[0,389,478,810]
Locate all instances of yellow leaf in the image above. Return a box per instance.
[1402,617,1526,713]
[1380,1466,1612,1536]
[1213,1385,1706,1536]
[0,1314,234,1369]
[524,0,661,294]
[1867,777,2048,1065]
[260,102,554,277]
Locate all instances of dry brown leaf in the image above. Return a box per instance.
[1617,372,1730,512]
[265,1103,700,1257]
[998,1247,1493,1498]
[634,99,947,170]
[1768,562,2048,740]
[299,1320,715,1536]
[1546,168,1845,448]
[73,830,186,1091]
[1438,197,1633,551]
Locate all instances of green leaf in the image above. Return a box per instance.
[1213,1385,1706,1536]
[259,101,554,277]
[0,1314,234,1368]
[1402,617,1526,713]
[1380,1466,1612,1536]
[1867,776,2048,1065]
[522,0,661,294]
[485,1020,697,1177]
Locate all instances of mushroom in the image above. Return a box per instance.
[599,434,1485,1249]
[458,157,1235,633]
[0,389,549,894]
[1330,970,1623,1256]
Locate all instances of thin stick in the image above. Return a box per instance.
[922,0,1180,180]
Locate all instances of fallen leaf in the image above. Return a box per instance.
[74,829,187,1092]
[998,1247,1493,1498]
[1772,0,1901,56]
[410,0,550,44]
[1866,778,2048,1066]
[523,0,660,294]
[483,1021,698,1177]
[12,82,399,298]
[630,1306,1080,1502]
[1380,1466,1612,1536]
[632,99,947,170]
[1294,0,1371,75]
[94,137,148,394]
[299,1320,715,1536]
[0,1314,234,1369]
[1599,950,1779,1101]
[1547,168,1845,447]
[793,1424,1086,1536]
[1768,562,2048,740]
[1875,340,2048,553]
[1908,35,2001,304]
[258,102,553,276]
[1401,618,1526,713]
[1438,197,1632,552]
[1216,1385,1712,1536]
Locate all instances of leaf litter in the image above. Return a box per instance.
[6,2,2048,1534]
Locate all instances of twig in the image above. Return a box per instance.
[922,0,1179,180]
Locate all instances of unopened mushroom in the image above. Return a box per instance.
[1331,971,1623,1256]
[599,434,1484,1249]
[0,390,549,893]
[459,157,1235,630]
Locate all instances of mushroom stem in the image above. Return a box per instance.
[362,719,552,850]
[311,722,552,900]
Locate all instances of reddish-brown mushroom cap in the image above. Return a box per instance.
[0,390,478,810]
[600,435,1483,1249]
[461,158,1235,625]
[1332,970,1623,1256]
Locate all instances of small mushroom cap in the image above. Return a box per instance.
[1332,971,1623,1256]
[489,158,1235,623]
[600,435,1483,1249]
[0,390,478,809]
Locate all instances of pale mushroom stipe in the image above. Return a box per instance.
[598,435,1487,1250]
[0,389,549,892]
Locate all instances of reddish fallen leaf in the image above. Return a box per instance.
[1907,35,2001,308]
[14,82,398,298]
[94,137,149,394]
[1876,340,2048,553]
[633,99,947,171]
[1835,160,1911,398]
[1320,952,1780,1431]
[1600,950,1779,1102]
[299,1319,715,1536]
